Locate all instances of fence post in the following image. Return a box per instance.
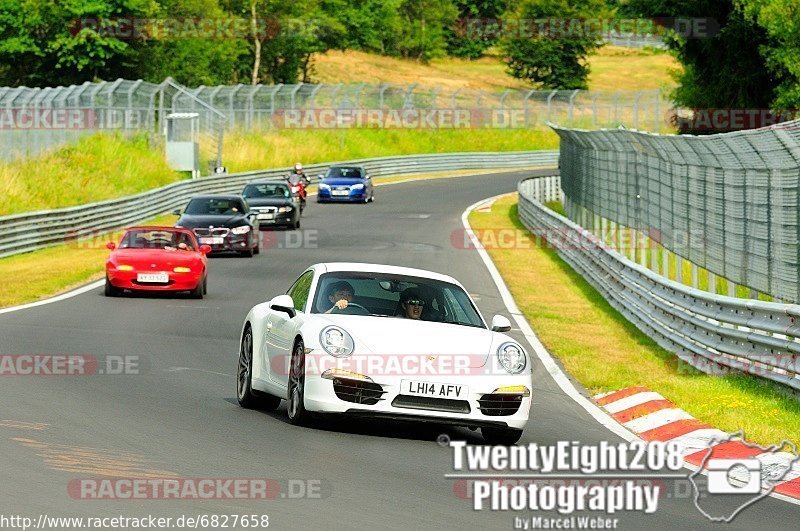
[546,90,558,122]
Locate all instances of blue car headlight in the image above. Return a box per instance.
[351,183,365,190]
[319,183,330,190]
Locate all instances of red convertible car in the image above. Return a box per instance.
[105,227,211,298]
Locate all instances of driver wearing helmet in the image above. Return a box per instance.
[290,162,311,186]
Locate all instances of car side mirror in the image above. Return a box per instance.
[106,242,116,250]
[269,294,296,318]
[491,315,512,332]
[172,208,181,216]
[199,244,212,254]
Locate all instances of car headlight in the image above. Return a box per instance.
[319,183,330,189]
[497,342,527,374]
[351,183,364,190]
[319,326,354,358]
[278,206,293,213]
[230,225,251,235]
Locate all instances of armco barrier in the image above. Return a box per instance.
[0,151,558,258]
[518,175,800,391]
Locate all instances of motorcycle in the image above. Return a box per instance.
[286,171,309,213]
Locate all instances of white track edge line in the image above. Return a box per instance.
[462,193,800,508]
[0,169,537,316]
[461,194,637,443]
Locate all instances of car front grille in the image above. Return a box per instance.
[193,227,230,237]
[331,378,385,405]
[478,393,524,416]
[391,395,471,414]
[252,206,278,214]
[333,186,350,192]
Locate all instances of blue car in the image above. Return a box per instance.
[316,165,375,203]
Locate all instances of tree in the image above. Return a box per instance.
[395,0,459,62]
[446,0,508,59]
[500,0,609,89]
[0,0,154,86]
[324,0,404,54]
[135,0,247,86]
[737,0,800,109]
[621,0,777,113]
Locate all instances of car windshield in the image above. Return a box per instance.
[310,272,485,328]
[119,230,196,250]
[184,198,245,215]
[243,183,290,199]
[326,167,363,179]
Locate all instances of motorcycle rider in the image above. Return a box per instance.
[285,162,310,211]
[288,162,311,186]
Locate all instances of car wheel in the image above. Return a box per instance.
[254,244,260,255]
[202,276,208,295]
[241,247,254,258]
[294,218,300,229]
[190,280,204,299]
[237,325,281,410]
[287,339,310,425]
[104,276,119,297]
[480,427,523,445]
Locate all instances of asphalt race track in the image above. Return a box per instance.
[0,171,797,530]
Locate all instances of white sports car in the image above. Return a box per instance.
[236,262,532,444]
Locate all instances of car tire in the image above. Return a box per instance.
[287,339,310,425]
[254,244,260,255]
[237,325,281,411]
[480,427,523,445]
[294,218,300,229]
[241,247,254,258]
[190,280,204,299]
[202,276,208,295]
[104,276,120,297]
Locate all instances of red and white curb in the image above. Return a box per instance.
[594,386,800,501]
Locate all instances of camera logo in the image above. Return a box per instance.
[689,431,799,522]
[707,458,761,495]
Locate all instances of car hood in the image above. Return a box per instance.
[177,214,250,228]
[312,314,493,367]
[321,178,365,186]
[109,249,202,268]
[246,198,293,207]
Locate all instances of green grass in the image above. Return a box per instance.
[470,195,800,447]
[0,128,558,217]
[0,171,543,309]
[0,214,178,308]
[222,128,559,173]
[0,133,183,216]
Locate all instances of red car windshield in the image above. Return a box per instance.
[120,230,196,251]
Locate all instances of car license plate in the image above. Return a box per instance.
[401,380,467,400]
[257,213,275,220]
[137,272,169,283]
[331,190,349,196]
[199,237,224,245]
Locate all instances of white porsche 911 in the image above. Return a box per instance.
[236,262,532,444]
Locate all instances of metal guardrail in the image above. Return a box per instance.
[518,175,800,391]
[0,150,558,258]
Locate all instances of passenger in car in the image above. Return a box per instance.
[397,288,425,320]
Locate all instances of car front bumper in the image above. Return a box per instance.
[107,270,202,292]
[317,189,367,202]
[303,366,532,430]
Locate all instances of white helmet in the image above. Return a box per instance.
[294,162,302,171]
